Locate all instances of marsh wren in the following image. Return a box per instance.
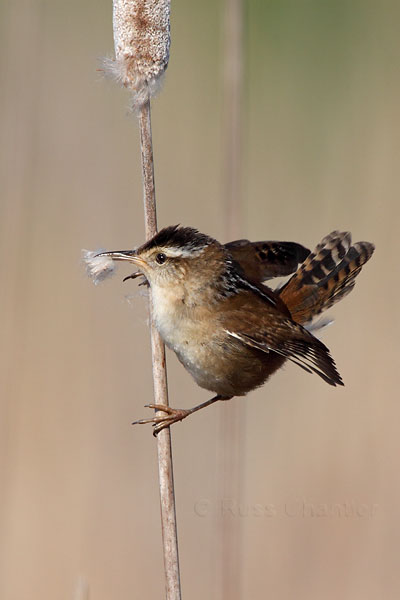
[97,226,374,434]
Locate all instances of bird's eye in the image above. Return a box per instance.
[156,252,167,265]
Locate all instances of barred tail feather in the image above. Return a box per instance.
[279,231,375,325]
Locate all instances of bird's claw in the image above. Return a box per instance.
[132,404,190,436]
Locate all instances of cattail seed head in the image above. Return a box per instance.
[110,0,170,108]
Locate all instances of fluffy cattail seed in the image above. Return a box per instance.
[109,0,171,108]
[82,249,116,285]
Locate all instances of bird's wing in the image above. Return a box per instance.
[223,315,343,386]
[224,239,310,282]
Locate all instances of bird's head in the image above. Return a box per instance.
[96,226,222,290]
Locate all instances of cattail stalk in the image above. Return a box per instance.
[112,2,181,598]
[139,101,181,600]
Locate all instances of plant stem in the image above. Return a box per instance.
[138,99,182,600]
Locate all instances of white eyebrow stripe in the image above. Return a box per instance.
[161,247,205,258]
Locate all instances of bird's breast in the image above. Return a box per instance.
[151,286,229,391]
[152,287,211,362]
[150,285,285,396]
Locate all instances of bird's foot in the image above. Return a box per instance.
[132,404,191,437]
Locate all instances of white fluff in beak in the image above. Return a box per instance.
[82,249,116,285]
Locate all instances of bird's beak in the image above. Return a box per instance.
[95,250,147,282]
[95,249,142,263]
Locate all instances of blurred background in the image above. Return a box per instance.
[0,0,398,598]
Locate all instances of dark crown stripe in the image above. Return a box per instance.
[139,225,215,253]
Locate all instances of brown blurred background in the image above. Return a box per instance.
[0,0,398,598]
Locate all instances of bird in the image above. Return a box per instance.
[96,226,375,434]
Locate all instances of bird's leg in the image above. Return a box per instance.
[123,271,149,286]
[132,395,232,436]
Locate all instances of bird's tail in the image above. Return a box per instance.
[279,231,375,325]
